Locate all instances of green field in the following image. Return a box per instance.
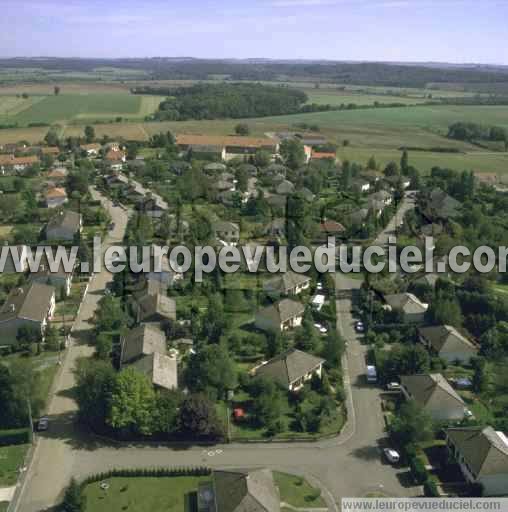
[304,90,428,106]
[0,93,164,126]
[82,476,209,512]
[0,444,28,487]
[273,471,325,508]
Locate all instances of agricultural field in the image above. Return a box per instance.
[303,89,429,106]
[0,93,164,126]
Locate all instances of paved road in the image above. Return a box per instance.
[17,196,419,512]
[373,192,416,247]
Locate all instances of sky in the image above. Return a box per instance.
[1,0,507,64]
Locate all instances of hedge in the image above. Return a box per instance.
[0,428,31,446]
[81,466,211,487]
[409,457,428,485]
[424,477,440,497]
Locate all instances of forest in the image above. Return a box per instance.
[143,83,309,120]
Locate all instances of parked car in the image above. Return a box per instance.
[383,448,400,464]
[355,321,365,333]
[314,323,328,334]
[108,222,116,231]
[37,417,49,432]
[386,382,401,391]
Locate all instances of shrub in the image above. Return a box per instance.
[0,428,31,446]
[423,477,439,497]
[409,457,428,484]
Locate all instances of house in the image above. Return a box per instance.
[204,162,227,173]
[120,323,167,365]
[140,247,183,286]
[0,245,29,273]
[400,373,466,421]
[384,175,411,189]
[132,276,167,300]
[319,220,346,238]
[189,144,227,161]
[41,146,60,157]
[47,167,68,181]
[105,149,126,163]
[81,143,102,157]
[446,426,508,496]
[368,190,392,206]
[361,170,383,184]
[136,195,169,219]
[349,208,369,227]
[45,187,68,208]
[300,187,315,203]
[12,155,39,172]
[264,218,286,239]
[255,299,305,332]
[0,282,55,345]
[136,293,176,324]
[176,134,278,161]
[255,348,325,392]
[275,179,295,195]
[368,199,386,218]
[200,468,280,512]
[418,325,478,364]
[303,145,312,163]
[294,133,329,147]
[263,271,311,297]
[45,210,82,241]
[423,188,462,221]
[131,352,178,391]
[28,254,73,296]
[384,293,428,323]
[214,221,240,246]
[311,151,337,162]
[351,178,370,193]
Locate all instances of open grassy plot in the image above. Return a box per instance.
[304,89,428,106]
[0,82,132,96]
[62,122,149,141]
[0,125,49,143]
[0,95,45,117]
[82,476,209,512]
[7,94,142,125]
[336,147,508,174]
[273,471,326,508]
[0,444,28,487]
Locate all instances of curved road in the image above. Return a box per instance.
[16,195,418,512]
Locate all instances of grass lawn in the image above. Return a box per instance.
[273,471,325,508]
[0,444,28,487]
[82,476,210,512]
[492,283,508,296]
[0,502,8,512]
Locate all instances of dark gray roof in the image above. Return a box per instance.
[213,469,280,512]
[257,299,305,325]
[131,353,177,390]
[256,348,325,388]
[419,325,477,355]
[121,324,166,364]
[263,272,310,295]
[447,426,508,477]
[46,210,81,235]
[425,188,462,220]
[0,282,54,323]
[384,293,428,315]
[401,373,464,407]
[137,293,176,322]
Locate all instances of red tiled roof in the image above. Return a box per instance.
[320,220,346,233]
[45,187,67,199]
[312,151,336,159]
[105,150,125,161]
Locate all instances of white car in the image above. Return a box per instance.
[386,382,401,391]
[383,448,400,464]
[355,321,365,333]
[314,323,328,334]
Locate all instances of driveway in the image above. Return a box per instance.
[16,195,419,512]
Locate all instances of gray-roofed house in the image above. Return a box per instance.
[255,348,325,392]
[1,245,29,273]
[275,179,295,195]
[384,293,428,323]
[45,210,82,241]
[418,325,478,364]
[400,373,466,421]
[368,190,392,206]
[208,468,281,512]
[423,188,462,221]
[255,299,305,333]
[136,293,176,324]
[28,253,73,296]
[131,352,178,391]
[120,324,167,365]
[446,426,508,496]
[214,221,240,245]
[264,218,286,239]
[0,282,55,345]
[263,271,311,298]
[351,178,370,193]
[136,195,169,219]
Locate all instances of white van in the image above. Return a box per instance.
[366,365,377,383]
